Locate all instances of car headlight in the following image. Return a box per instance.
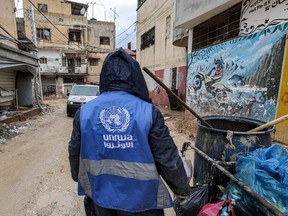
[68,101,73,105]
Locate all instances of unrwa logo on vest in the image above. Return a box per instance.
[100,106,130,132]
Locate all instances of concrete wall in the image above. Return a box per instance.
[87,20,115,49]
[149,66,187,106]
[87,52,108,84]
[23,0,87,50]
[87,20,116,83]
[179,0,288,143]
[39,49,87,75]
[39,49,63,73]
[137,0,187,106]
[86,20,115,84]
[174,0,242,29]
[0,0,18,48]
[23,0,71,17]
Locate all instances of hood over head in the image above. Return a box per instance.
[100,48,151,103]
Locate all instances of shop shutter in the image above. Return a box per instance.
[0,71,15,91]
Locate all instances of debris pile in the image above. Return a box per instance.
[0,123,30,144]
[40,104,54,115]
[0,103,55,145]
[0,110,18,121]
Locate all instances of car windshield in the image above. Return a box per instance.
[70,85,100,96]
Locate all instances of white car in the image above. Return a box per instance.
[66,84,100,117]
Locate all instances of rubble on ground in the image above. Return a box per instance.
[0,104,54,144]
[0,110,18,121]
[40,103,54,115]
[0,123,30,144]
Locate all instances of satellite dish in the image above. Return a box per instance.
[80,8,86,15]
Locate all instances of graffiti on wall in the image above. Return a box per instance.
[240,0,288,35]
[187,22,288,122]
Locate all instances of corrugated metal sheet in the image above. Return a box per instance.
[0,71,15,91]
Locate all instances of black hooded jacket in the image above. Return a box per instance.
[68,48,190,197]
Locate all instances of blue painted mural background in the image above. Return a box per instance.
[187,22,288,122]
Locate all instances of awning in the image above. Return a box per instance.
[0,43,38,76]
[0,57,36,75]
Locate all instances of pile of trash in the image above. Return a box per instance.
[228,144,288,215]
[0,103,55,145]
[0,123,30,144]
[177,143,288,216]
[40,103,54,115]
[0,110,18,121]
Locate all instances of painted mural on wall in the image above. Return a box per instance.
[240,0,288,35]
[187,22,288,122]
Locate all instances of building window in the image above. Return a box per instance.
[89,58,99,66]
[166,15,171,39]
[140,27,155,50]
[36,28,51,40]
[38,3,48,12]
[62,57,66,66]
[42,85,56,97]
[192,3,241,50]
[171,68,177,90]
[39,57,47,64]
[76,58,81,67]
[63,77,84,83]
[100,37,110,45]
[69,29,81,42]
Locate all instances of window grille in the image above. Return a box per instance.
[166,15,171,39]
[192,3,241,51]
[38,3,48,12]
[171,68,177,90]
[76,58,81,67]
[140,27,155,50]
[39,57,47,64]
[36,28,51,40]
[62,57,66,67]
[89,58,99,66]
[69,29,81,42]
[63,77,84,83]
[42,85,56,97]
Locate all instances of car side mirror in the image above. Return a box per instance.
[67,92,70,96]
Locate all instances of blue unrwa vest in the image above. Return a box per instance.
[79,91,173,212]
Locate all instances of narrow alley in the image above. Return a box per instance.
[0,99,196,216]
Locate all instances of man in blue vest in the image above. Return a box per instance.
[68,48,191,216]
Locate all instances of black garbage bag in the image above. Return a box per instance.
[174,185,210,216]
